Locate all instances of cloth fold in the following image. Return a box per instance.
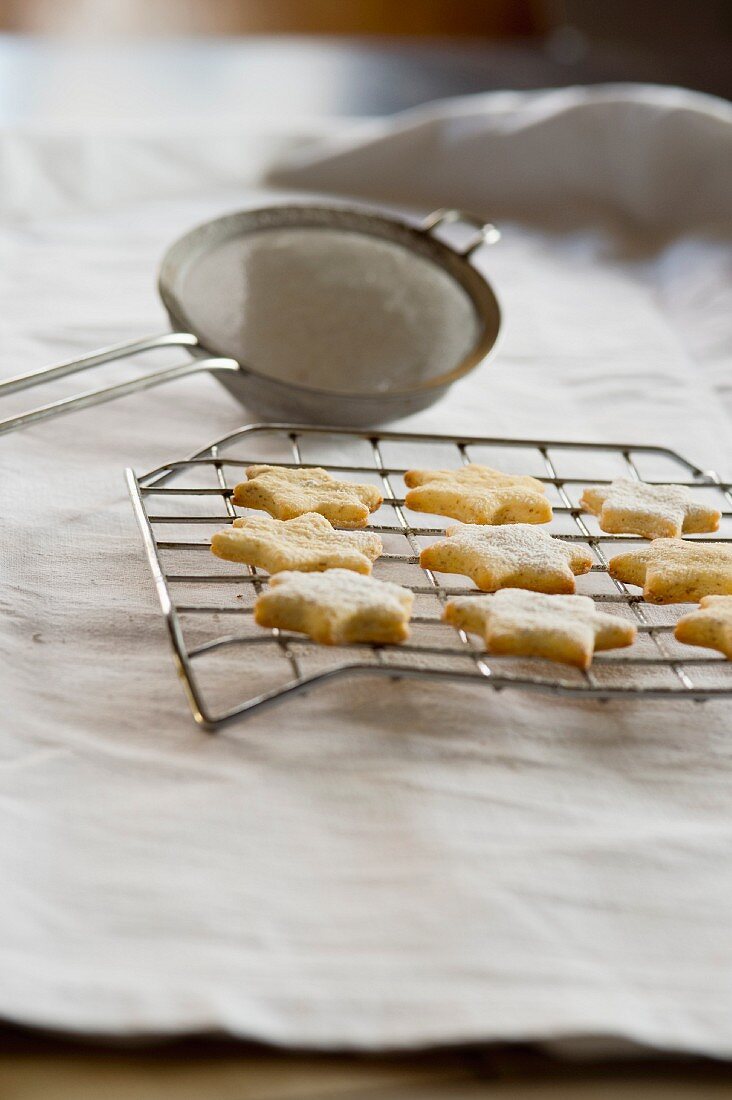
[269,84,732,233]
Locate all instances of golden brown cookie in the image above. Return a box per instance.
[581,478,720,539]
[421,523,593,593]
[404,463,552,525]
[211,512,383,575]
[674,595,732,659]
[608,538,732,603]
[254,569,413,645]
[232,465,382,529]
[444,589,636,669]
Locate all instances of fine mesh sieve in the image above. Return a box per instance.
[0,205,501,435]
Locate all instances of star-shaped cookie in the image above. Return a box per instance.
[444,589,637,668]
[674,596,732,659]
[211,512,383,575]
[581,478,720,539]
[254,569,414,645]
[404,463,552,525]
[232,465,383,529]
[420,523,593,593]
[609,538,732,603]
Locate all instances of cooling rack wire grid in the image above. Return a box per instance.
[127,424,732,730]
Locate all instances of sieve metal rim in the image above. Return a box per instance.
[156,203,502,401]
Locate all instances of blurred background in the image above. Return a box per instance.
[0,0,730,126]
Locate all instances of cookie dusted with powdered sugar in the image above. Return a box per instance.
[404,463,552,525]
[420,523,593,593]
[444,589,636,669]
[675,596,732,659]
[581,478,720,539]
[609,538,732,603]
[254,569,413,645]
[211,512,383,575]
[232,465,382,529]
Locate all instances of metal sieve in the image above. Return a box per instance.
[0,204,501,434]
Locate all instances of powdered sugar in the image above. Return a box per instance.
[233,464,382,527]
[444,522,576,570]
[212,512,383,574]
[269,569,413,614]
[609,538,732,602]
[182,227,479,394]
[453,589,600,630]
[597,478,690,518]
[406,463,544,491]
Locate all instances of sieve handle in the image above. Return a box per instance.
[0,331,239,436]
[0,331,198,397]
[420,209,500,257]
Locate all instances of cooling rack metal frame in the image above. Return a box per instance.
[127,423,732,730]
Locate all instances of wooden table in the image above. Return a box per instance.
[0,32,681,125]
[3,1029,732,1099]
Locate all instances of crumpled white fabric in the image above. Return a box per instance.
[1,84,732,1056]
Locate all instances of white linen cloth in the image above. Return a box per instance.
[1,85,732,1054]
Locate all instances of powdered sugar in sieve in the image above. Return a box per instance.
[178,227,480,395]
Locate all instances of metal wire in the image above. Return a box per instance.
[127,424,732,730]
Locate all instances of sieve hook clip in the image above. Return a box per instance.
[420,208,500,257]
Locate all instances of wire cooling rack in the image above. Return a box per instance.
[127,424,732,729]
